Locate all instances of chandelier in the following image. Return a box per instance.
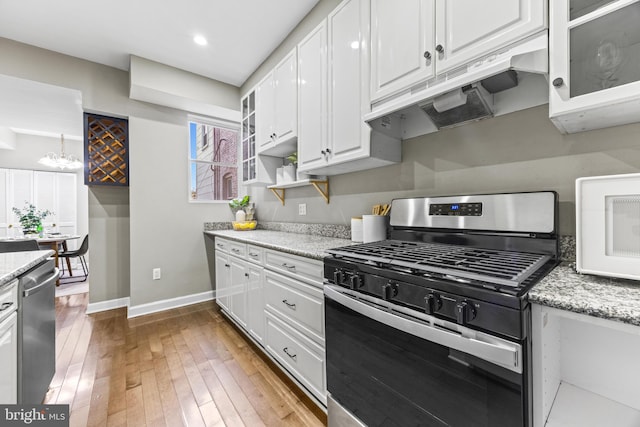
[38,134,83,170]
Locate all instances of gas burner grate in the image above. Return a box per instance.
[328,240,550,287]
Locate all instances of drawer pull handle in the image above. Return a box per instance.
[232,248,241,253]
[282,263,296,270]
[282,299,296,310]
[283,347,297,360]
[0,302,13,312]
[224,264,231,268]
[249,252,259,257]
[216,244,224,248]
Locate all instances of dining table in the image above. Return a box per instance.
[0,234,80,285]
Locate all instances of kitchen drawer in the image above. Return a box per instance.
[0,280,17,324]
[214,237,233,254]
[246,244,264,265]
[265,311,326,405]
[264,270,324,344]
[228,241,247,258]
[265,250,323,285]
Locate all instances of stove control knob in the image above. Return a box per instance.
[456,301,477,325]
[333,270,344,285]
[382,282,398,300]
[348,274,362,290]
[425,293,442,315]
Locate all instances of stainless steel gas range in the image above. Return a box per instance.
[323,192,559,427]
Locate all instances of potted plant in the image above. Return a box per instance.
[284,151,297,183]
[12,202,53,236]
[229,195,250,215]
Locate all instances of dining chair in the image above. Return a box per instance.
[59,235,89,283]
[0,240,40,253]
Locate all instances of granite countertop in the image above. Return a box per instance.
[0,250,55,287]
[205,230,354,260]
[529,261,640,327]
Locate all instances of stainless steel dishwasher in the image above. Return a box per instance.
[18,259,59,404]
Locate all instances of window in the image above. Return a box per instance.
[189,120,239,202]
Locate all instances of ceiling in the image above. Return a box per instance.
[0,0,319,141]
[0,0,319,87]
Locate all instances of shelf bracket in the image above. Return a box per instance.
[270,188,286,205]
[311,180,330,204]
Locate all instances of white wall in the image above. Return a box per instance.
[0,133,88,244]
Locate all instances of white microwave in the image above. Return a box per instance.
[576,173,640,281]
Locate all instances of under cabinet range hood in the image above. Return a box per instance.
[366,33,550,139]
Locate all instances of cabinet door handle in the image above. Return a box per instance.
[282,299,296,309]
[552,77,564,87]
[281,263,296,270]
[325,148,331,154]
[435,44,444,54]
[423,51,431,60]
[321,149,326,155]
[224,263,230,268]
[283,347,297,360]
[244,273,250,278]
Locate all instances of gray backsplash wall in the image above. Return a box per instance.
[244,104,640,236]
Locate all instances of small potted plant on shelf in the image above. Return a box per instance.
[284,151,297,183]
[229,195,250,215]
[12,202,53,236]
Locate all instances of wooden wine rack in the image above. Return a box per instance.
[84,113,129,186]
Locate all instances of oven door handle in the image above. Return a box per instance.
[324,285,522,373]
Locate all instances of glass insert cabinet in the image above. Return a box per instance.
[549,0,640,133]
[241,91,256,182]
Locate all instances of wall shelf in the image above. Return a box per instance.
[267,179,330,205]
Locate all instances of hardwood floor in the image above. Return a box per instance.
[45,293,327,427]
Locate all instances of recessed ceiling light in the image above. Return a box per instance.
[193,35,208,46]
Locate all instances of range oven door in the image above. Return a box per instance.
[325,285,529,427]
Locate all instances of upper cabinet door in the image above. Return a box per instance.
[549,0,640,133]
[328,0,371,163]
[256,73,275,151]
[298,21,329,172]
[274,49,298,142]
[435,0,546,73]
[370,0,435,102]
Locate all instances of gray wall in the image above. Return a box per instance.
[0,133,88,244]
[0,37,239,306]
[246,104,640,236]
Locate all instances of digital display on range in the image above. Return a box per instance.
[429,202,483,216]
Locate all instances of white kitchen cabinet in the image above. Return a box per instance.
[434,0,546,74]
[297,21,328,172]
[256,48,298,157]
[214,249,231,312]
[532,305,640,427]
[212,236,327,406]
[370,0,435,102]
[0,170,8,238]
[549,0,640,133]
[240,89,280,186]
[298,0,401,176]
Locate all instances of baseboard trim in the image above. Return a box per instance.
[127,290,214,319]
[86,297,130,314]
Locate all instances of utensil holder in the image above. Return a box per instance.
[362,215,387,243]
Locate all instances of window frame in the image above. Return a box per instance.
[187,115,240,204]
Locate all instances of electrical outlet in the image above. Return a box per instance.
[298,203,307,215]
[153,268,161,280]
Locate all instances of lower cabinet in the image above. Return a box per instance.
[213,237,327,406]
[265,311,326,403]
